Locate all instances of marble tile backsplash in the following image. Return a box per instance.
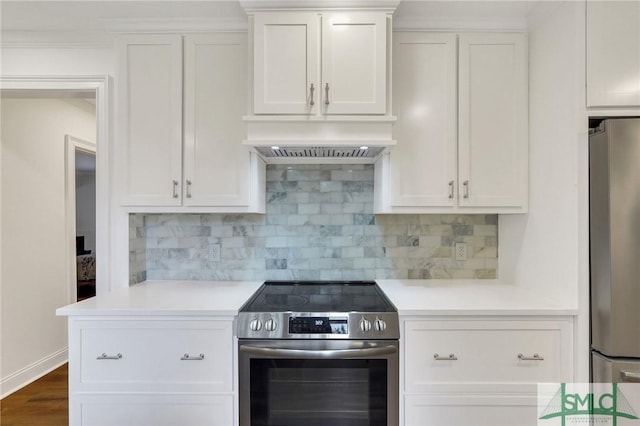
[129,213,147,284]
[130,164,498,282]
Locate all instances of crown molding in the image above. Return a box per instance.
[99,17,248,33]
[393,16,529,32]
[240,0,400,13]
[0,17,250,47]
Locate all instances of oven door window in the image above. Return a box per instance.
[250,359,387,426]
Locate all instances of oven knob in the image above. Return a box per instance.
[359,317,372,332]
[374,318,387,332]
[264,318,277,332]
[249,318,263,332]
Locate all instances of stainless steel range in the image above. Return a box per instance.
[237,280,399,426]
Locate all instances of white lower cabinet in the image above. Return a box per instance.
[67,318,236,426]
[401,317,574,426]
[76,394,233,426]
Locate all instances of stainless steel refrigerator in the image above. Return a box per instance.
[590,117,640,383]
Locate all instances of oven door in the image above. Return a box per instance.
[238,339,399,426]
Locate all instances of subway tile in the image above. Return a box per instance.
[474,225,498,236]
[341,247,365,258]
[298,203,321,215]
[287,215,310,226]
[320,181,343,192]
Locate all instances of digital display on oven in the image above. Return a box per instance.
[289,317,348,334]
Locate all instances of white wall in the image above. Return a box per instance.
[0,98,96,397]
[1,46,114,76]
[499,1,589,380]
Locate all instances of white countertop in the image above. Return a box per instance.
[56,280,263,317]
[376,279,578,316]
[57,279,578,317]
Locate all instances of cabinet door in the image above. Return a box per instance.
[72,319,234,393]
[118,35,183,206]
[253,12,319,114]
[390,33,457,207]
[322,12,387,114]
[404,319,572,394]
[587,1,640,107]
[74,394,234,426]
[458,33,528,209]
[184,34,251,207]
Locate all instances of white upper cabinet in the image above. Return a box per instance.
[375,32,528,214]
[253,12,319,114]
[387,33,457,208]
[251,10,388,115]
[586,0,640,108]
[458,33,528,209]
[118,34,265,212]
[322,12,387,114]
[183,34,255,208]
[118,35,183,206]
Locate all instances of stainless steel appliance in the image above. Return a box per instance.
[237,280,400,426]
[590,118,640,383]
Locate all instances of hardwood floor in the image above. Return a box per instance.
[0,364,68,426]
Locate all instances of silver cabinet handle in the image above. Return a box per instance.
[240,344,397,359]
[448,180,454,199]
[434,353,458,361]
[309,83,315,106]
[172,180,179,198]
[621,371,640,382]
[186,180,192,198]
[181,353,205,361]
[97,353,122,360]
[325,83,330,105]
[518,353,544,361]
[463,180,469,198]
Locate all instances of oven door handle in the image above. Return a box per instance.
[239,344,397,359]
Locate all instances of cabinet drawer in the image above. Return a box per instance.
[73,320,233,392]
[404,394,539,426]
[74,393,233,426]
[404,319,572,393]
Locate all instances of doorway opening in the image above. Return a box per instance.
[67,136,97,301]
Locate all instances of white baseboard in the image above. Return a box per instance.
[1,347,68,399]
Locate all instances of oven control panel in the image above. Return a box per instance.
[289,317,348,334]
[238,312,399,339]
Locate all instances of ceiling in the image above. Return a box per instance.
[1,0,540,33]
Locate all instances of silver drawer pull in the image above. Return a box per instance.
[172,180,179,198]
[181,353,205,361]
[518,353,544,361]
[309,83,315,106]
[434,353,458,361]
[97,353,122,360]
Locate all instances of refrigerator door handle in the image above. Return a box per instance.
[620,370,640,382]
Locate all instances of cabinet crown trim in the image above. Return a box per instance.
[240,0,399,13]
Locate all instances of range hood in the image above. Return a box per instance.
[244,116,397,164]
[254,145,387,161]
